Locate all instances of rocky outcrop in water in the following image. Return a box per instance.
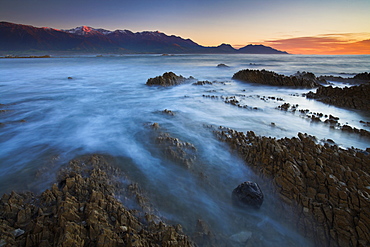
[306,84,370,111]
[146,72,194,87]
[216,128,370,247]
[192,81,213,86]
[318,72,370,85]
[354,72,370,81]
[0,154,194,247]
[232,181,264,209]
[276,103,370,138]
[232,69,323,88]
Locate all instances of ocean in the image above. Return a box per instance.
[1,54,369,246]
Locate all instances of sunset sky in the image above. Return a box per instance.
[1,0,369,54]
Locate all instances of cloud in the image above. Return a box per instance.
[260,33,370,55]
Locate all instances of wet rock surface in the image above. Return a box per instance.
[216,63,229,68]
[232,181,264,209]
[232,69,323,88]
[0,103,27,126]
[202,94,259,110]
[306,84,370,111]
[146,72,194,87]
[276,103,370,138]
[155,132,197,169]
[0,154,194,247]
[318,72,370,85]
[216,128,370,247]
[192,80,213,86]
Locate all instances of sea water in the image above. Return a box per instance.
[0,54,369,246]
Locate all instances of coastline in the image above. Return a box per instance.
[1,56,369,246]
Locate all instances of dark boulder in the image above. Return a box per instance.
[232,181,264,209]
[146,72,193,87]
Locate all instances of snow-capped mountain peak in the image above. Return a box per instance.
[63,26,104,36]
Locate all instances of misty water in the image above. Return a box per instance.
[1,54,370,246]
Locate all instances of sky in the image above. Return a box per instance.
[1,0,369,54]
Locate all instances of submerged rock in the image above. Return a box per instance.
[229,231,252,243]
[232,181,264,209]
[146,72,194,87]
[232,69,322,88]
[162,109,175,116]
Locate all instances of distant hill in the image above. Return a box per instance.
[0,22,289,54]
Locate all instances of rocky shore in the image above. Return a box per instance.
[232,69,324,88]
[0,154,194,247]
[216,128,370,247]
[306,84,370,111]
[318,72,370,85]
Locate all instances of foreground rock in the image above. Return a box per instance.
[216,128,370,247]
[0,154,194,247]
[306,84,370,111]
[232,181,264,209]
[232,69,323,88]
[146,72,194,87]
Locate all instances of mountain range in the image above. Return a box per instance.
[0,22,288,55]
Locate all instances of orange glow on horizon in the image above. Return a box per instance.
[259,33,370,55]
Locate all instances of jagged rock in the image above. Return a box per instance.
[0,154,194,247]
[156,133,197,168]
[216,128,370,247]
[217,63,229,68]
[354,72,370,81]
[192,80,213,85]
[318,72,370,84]
[232,69,321,88]
[146,72,194,86]
[306,84,370,111]
[232,181,264,209]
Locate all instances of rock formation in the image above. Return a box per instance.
[146,72,194,87]
[306,84,370,111]
[216,128,370,247]
[318,72,370,85]
[232,181,264,209]
[192,81,213,86]
[156,133,197,169]
[0,154,194,247]
[276,103,370,138]
[354,72,370,81]
[232,69,323,88]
